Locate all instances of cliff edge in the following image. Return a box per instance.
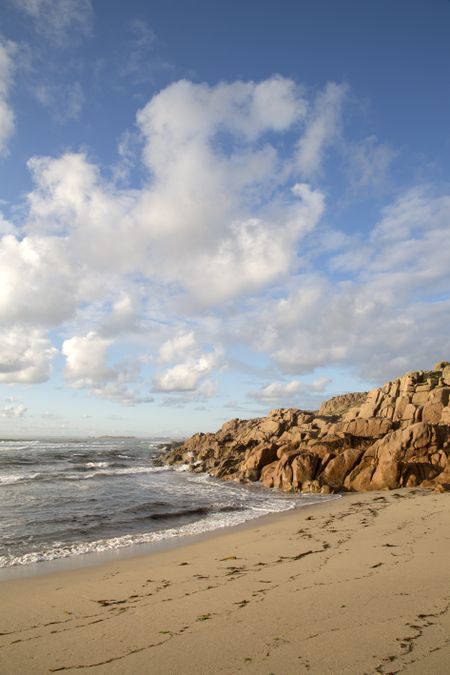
[163,362,450,493]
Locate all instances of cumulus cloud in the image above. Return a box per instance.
[154,329,222,395]
[153,351,219,393]
[62,331,151,405]
[0,235,77,326]
[249,377,331,405]
[62,332,115,388]
[0,327,56,383]
[3,75,449,407]
[241,186,450,382]
[22,78,328,306]
[297,82,347,178]
[10,0,93,45]
[0,38,16,156]
[249,380,302,403]
[158,331,196,363]
[98,293,142,338]
[0,211,17,235]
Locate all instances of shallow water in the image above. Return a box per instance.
[0,437,337,569]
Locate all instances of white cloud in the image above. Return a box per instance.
[62,331,151,406]
[0,38,16,156]
[4,75,449,405]
[0,235,77,326]
[158,331,196,363]
[98,293,141,338]
[133,78,319,303]
[62,332,115,388]
[0,327,56,383]
[153,351,219,392]
[250,380,301,403]
[297,82,347,178]
[22,79,328,307]
[90,382,154,407]
[10,0,93,45]
[0,400,27,418]
[240,186,450,382]
[25,153,142,273]
[249,377,331,405]
[178,184,325,304]
[311,377,332,393]
[0,211,17,235]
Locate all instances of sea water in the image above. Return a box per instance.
[0,437,337,571]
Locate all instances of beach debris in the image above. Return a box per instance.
[196,613,212,621]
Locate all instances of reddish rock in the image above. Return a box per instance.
[291,453,321,488]
[422,402,444,424]
[321,448,365,488]
[162,362,450,494]
[260,461,278,488]
[334,417,393,438]
[240,444,278,479]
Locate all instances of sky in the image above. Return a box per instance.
[0,0,450,438]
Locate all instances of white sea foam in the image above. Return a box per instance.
[82,466,170,478]
[174,463,191,472]
[0,494,340,568]
[0,465,168,486]
[84,461,110,469]
[0,472,40,485]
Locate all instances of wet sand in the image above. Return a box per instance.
[1,489,449,674]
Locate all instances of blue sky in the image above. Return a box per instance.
[0,0,450,437]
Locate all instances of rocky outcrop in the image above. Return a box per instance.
[318,391,368,417]
[162,362,450,493]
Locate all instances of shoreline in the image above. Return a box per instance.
[1,488,449,674]
[0,493,341,581]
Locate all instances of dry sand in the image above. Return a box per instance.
[0,489,449,674]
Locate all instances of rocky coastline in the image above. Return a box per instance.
[162,361,450,493]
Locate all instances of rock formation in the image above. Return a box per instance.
[162,362,450,493]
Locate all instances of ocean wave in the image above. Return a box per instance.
[0,494,340,568]
[0,472,40,486]
[84,461,110,469]
[0,465,169,487]
[75,466,170,479]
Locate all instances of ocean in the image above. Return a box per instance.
[0,437,338,572]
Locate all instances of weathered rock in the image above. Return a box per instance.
[443,366,450,385]
[433,360,450,371]
[321,448,365,488]
[240,444,278,478]
[318,392,367,416]
[260,461,278,488]
[162,361,450,494]
[422,402,443,424]
[441,407,450,425]
[301,480,321,494]
[334,417,393,439]
[291,452,321,488]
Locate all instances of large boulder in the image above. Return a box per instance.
[321,448,365,488]
[162,361,450,493]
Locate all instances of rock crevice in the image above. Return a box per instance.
[162,362,450,493]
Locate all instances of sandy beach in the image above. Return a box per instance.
[1,489,449,674]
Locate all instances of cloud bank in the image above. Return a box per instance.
[1,77,449,409]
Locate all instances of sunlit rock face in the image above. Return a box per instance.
[163,362,450,493]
